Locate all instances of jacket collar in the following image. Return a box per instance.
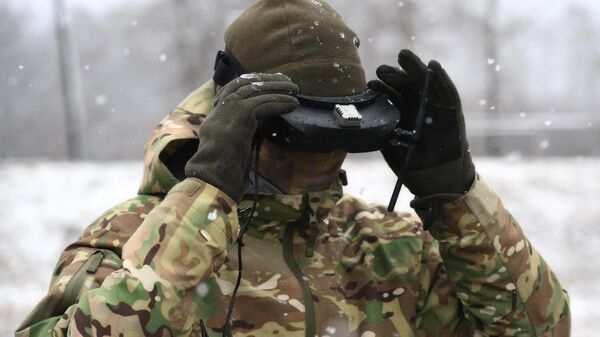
[238,172,344,243]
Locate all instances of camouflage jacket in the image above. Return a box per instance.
[17,81,570,337]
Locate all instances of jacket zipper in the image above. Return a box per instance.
[283,208,316,337]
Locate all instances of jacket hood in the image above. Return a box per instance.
[137,80,345,201]
[138,80,216,196]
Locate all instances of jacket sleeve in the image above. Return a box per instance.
[72,178,238,337]
[419,174,570,336]
[16,178,239,337]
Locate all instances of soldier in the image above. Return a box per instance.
[17,1,570,336]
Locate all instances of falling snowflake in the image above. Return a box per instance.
[195,283,209,296]
[159,54,168,62]
[487,58,496,65]
[95,95,108,106]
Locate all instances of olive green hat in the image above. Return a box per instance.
[224,0,367,96]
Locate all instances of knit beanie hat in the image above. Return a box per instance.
[224,0,367,96]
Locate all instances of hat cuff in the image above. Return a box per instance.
[267,58,367,97]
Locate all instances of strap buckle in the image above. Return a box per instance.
[213,49,247,86]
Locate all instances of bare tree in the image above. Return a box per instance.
[171,0,206,91]
[0,4,18,160]
[54,0,87,159]
[452,0,526,155]
[482,0,501,155]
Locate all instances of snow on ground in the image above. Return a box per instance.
[0,157,598,335]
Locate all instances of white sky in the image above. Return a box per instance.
[7,0,600,35]
[5,0,155,33]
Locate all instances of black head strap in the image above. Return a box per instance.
[213,49,247,86]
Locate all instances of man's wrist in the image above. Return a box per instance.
[410,172,477,230]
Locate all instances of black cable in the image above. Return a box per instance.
[222,136,262,337]
[387,69,434,212]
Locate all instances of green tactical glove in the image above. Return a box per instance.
[185,73,299,203]
[369,49,475,202]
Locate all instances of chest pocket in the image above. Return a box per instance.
[340,224,424,281]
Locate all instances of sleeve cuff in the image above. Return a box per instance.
[426,174,501,239]
[168,177,237,208]
[410,174,478,231]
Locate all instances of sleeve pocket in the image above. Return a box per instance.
[15,249,122,336]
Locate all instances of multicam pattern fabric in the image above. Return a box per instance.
[17,80,570,337]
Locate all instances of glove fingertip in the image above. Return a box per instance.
[376,64,397,75]
[397,49,428,79]
[427,60,442,71]
[398,49,422,64]
[287,96,300,107]
[253,96,299,119]
[367,79,392,95]
[398,49,414,59]
[427,60,455,89]
[367,79,382,90]
[289,82,300,96]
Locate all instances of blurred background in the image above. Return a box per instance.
[1,0,599,335]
